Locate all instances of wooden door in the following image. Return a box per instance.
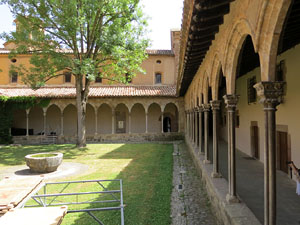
[250,125,259,159]
[277,131,289,173]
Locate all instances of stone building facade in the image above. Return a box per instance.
[0,30,184,144]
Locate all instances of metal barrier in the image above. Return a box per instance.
[21,179,125,225]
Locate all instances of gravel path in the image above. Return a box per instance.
[171,143,218,225]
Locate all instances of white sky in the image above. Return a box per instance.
[0,0,184,50]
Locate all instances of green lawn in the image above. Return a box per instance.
[0,143,174,225]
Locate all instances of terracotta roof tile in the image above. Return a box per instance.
[0,85,177,98]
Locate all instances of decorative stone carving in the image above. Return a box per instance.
[223,94,239,109]
[210,100,221,110]
[202,103,210,112]
[254,81,285,106]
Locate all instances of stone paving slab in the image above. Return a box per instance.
[171,143,218,225]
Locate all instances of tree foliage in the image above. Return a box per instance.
[1,0,149,87]
[0,0,149,147]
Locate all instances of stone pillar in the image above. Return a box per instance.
[128,112,131,134]
[189,110,192,140]
[145,112,148,133]
[254,82,285,225]
[26,109,30,137]
[195,107,199,148]
[95,110,98,136]
[112,109,115,134]
[185,111,189,137]
[60,112,64,136]
[202,104,211,163]
[198,105,204,154]
[210,100,222,178]
[192,109,195,144]
[224,94,239,203]
[43,108,47,136]
[161,111,164,133]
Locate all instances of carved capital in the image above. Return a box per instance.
[210,100,221,111]
[202,104,210,112]
[223,94,239,110]
[254,81,285,108]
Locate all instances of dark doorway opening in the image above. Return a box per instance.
[276,131,290,173]
[163,117,171,133]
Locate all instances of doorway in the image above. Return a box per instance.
[276,130,290,173]
[250,122,259,159]
[163,117,171,132]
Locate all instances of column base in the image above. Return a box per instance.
[211,172,222,178]
[203,159,211,164]
[226,194,240,203]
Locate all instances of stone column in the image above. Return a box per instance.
[95,110,98,136]
[26,109,30,137]
[161,111,164,133]
[189,110,192,140]
[198,105,204,154]
[43,108,47,136]
[254,82,285,225]
[112,109,115,134]
[203,104,211,163]
[185,111,189,137]
[145,112,148,133]
[210,100,222,178]
[195,107,199,148]
[191,109,195,144]
[224,94,239,203]
[60,112,64,136]
[128,112,131,134]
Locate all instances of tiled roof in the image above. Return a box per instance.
[0,48,174,56]
[0,85,177,98]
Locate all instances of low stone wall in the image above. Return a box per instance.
[184,136,261,225]
[13,132,184,145]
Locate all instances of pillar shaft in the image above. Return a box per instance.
[43,110,47,136]
[203,104,210,163]
[26,109,29,137]
[211,100,221,178]
[198,106,203,154]
[254,81,285,225]
[145,112,148,133]
[224,94,239,203]
[161,112,164,133]
[112,109,115,134]
[60,113,64,136]
[128,112,131,134]
[195,108,199,148]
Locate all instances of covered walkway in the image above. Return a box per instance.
[212,139,300,225]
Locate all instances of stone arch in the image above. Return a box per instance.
[224,18,256,94]
[115,103,129,133]
[63,104,77,136]
[163,103,179,132]
[98,103,112,134]
[46,104,61,135]
[12,108,27,136]
[131,103,146,133]
[148,103,161,133]
[202,73,210,104]
[86,103,95,135]
[210,52,225,100]
[258,0,292,81]
[29,106,44,135]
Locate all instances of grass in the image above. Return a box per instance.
[0,143,174,225]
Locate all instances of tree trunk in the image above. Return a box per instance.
[75,75,88,148]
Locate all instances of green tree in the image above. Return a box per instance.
[0,0,149,147]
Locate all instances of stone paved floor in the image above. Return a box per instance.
[171,143,219,225]
[210,138,300,225]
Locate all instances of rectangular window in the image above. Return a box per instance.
[247,76,256,104]
[64,72,71,83]
[11,71,18,83]
[125,73,132,83]
[155,73,162,84]
[95,77,102,83]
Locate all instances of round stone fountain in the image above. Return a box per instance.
[25,152,63,173]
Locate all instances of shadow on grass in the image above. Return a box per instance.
[0,144,88,166]
[69,143,174,225]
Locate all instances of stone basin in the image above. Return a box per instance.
[25,152,63,173]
